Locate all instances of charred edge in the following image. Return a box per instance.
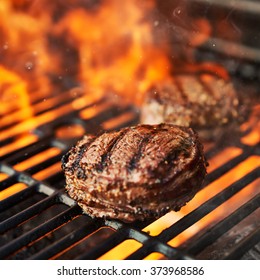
[128,135,151,171]
[76,167,87,180]
[134,205,170,219]
[61,149,73,170]
[95,128,130,172]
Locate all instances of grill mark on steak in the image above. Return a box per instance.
[71,138,95,172]
[128,135,150,171]
[104,126,153,180]
[126,126,163,172]
[95,128,130,172]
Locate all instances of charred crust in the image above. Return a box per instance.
[76,167,87,180]
[71,144,88,172]
[61,150,71,170]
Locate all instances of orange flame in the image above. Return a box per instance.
[54,0,172,105]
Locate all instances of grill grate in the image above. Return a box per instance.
[0,84,259,260]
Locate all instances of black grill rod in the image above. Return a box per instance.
[29,218,103,260]
[0,183,37,212]
[153,167,260,246]
[158,167,260,242]
[224,227,260,260]
[0,205,80,259]
[0,175,19,192]
[74,220,151,260]
[76,224,193,260]
[22,153,62,176]
[43,171,64,187]
[183,193,260,256]
[0,89,85,132]
[0,137,53,163]
[0,192,59,234]
[123,226,193,260]
[203,149,254,186]
[0,96,108,162]
[0,170,57,212]
[0,95,108,154]
[75,226,129,260]
[125,237,193,260]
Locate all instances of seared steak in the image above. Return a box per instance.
[62,123,207,222]
[140,71,239,140]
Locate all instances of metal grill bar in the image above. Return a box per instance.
[0,205,80,259]
[0,0,259,261]
[23,154,62,176]
[159,167,260,242]
[29,218,102,260]
[0,88,259,260]
[75,227,128,260]
[0,185,37,212]
[0,193,58,234]
[185,194,260,256]
[75,223,193,260]
[224,228,260,259]
[0,138,51,164]
[0,175,18,192]
[204,149,254,185]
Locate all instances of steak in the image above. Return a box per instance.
[62,123,207,222]
[140,70,239,140]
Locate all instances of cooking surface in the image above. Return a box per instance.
[0,87,259,259]
[0,0,260,260]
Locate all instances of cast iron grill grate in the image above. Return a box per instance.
[0,86,259,260]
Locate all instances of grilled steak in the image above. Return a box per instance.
[62,124,207,222]
[140,70,239,140]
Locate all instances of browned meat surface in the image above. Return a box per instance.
[62,123,207,222]
[140,71,239,140]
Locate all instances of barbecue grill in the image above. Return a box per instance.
[0,0,259,260]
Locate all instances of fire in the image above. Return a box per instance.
[0,66,32,119]
[54,0,172,105]
[0,0,52,94]
[1,0,172,104]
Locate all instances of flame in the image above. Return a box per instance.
[0,0,52,94]
[0,183,28,201]
[54,0,172,105]
[0,66,32,118]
